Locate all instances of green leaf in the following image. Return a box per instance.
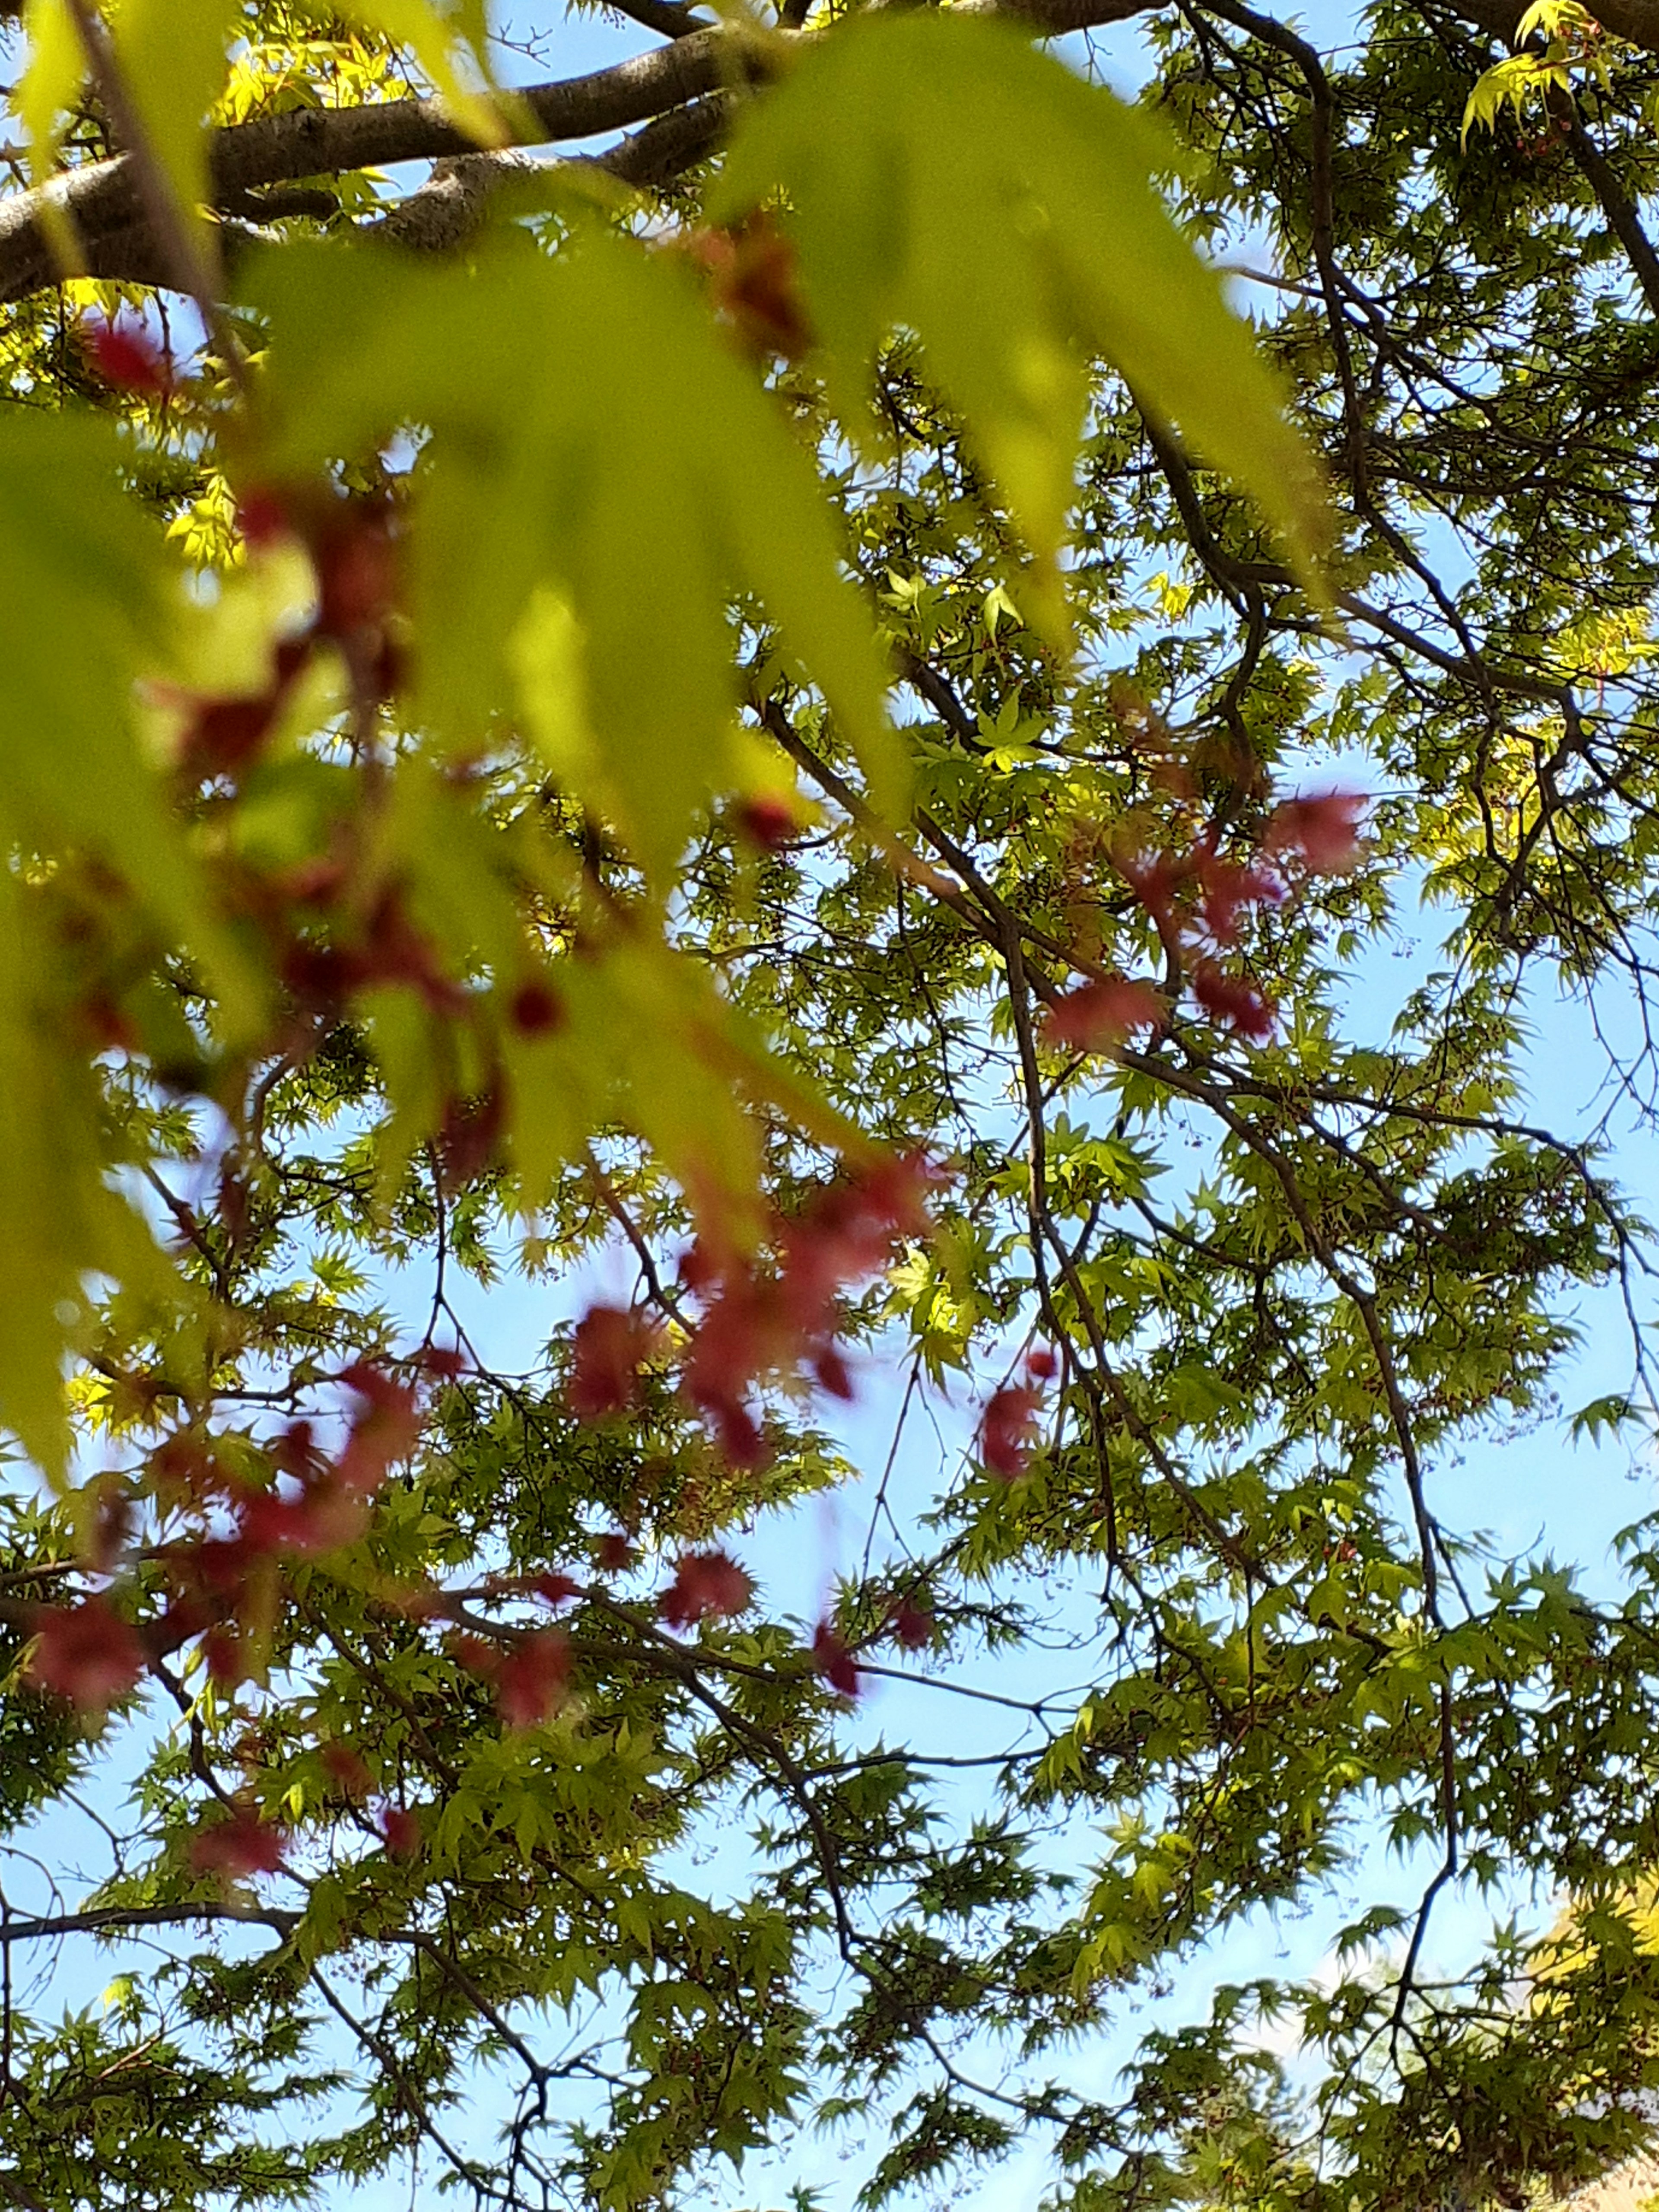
[18,0,83,185]
[342,0,508,145]
[0,416,257,1027]
[243,232,901,878]
[113,0,241,228]
[714,11,1328,618]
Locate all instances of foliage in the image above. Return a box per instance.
[1,0,1659,2206]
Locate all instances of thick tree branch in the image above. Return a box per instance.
[0,29,744,302]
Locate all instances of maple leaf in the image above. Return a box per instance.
[658,1550,756,1630]
[25,1596,145,1710]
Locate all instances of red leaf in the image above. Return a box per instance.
[496,1629,570,1729]
[981,1385,1040,1480]
[569,1306,657,1420]
[658,1549,755,1630]
[84,317,171,394]
[379,1804,422,1858]
[190,1812,287,1878]
[1043,978,1165,1052]
[25,1597,144,1710]
[594,1532,635,1574]
[1263,790,1365,874]
[1026,1345,1058,1382]
[811,1620,860,1697]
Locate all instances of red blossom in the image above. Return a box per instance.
[569,1306,658,1421]
[190,1812,287,1879]
[337,1363,421,1494]
[811,1620,859,1697]
[496,1629,570,1729]
[736,796,798,852]
[235,486,290,548]
[379,1804,422,1858]
[1194,852,1280,945]
[437,1085,504,1192]
[1026,1345,1058,1382]
[509,979,564,1035]
[84,317,172,395]
[981,1384,1041,1480]
[658,1550,755,1631]
[322,1743,373,1800]
[1043,977,1166,1053]
[531,1570,582,1608]
[202,1626,248,1688]
[418,1345,468,1381]
[1263,790,1365,875]
[1191,963,1277,1042]
[25,1597,145,1710]
[890,1595,933,1651]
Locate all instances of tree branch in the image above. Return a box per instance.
[0,29,745,303]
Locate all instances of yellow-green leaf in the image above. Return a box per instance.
[714,10,1328,618]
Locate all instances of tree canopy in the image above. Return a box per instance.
[3,0,1659,2205]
